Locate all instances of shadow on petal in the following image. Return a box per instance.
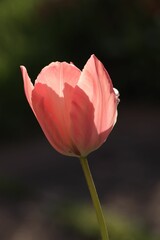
[32,83,76,156]
[64,84,113,157]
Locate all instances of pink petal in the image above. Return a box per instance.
[70,55,117,156]
[35,61,81,97]
[34,62,81,135]
[20,66,34,109]
[79,55,117,132]
[32,83,79,156]
[70,86,100,156]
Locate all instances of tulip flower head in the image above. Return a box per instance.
[21,55,119,158]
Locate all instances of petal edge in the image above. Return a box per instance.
[20,66,34,109]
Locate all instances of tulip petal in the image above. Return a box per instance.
[78,55,117,133]
[33,62,81,156]
[70,55,117,156]
[32,83,81,156]
[35,62,81,97]
[70,86,99,156]
[20,66,34,109]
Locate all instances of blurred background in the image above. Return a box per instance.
[0,0,160,239]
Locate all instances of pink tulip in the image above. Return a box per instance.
[20,54,119,157]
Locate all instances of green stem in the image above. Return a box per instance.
[80,157,109,240]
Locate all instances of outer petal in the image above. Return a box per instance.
[32,83,80,156]
[70,86,100,156]
[20,66,34,110]
[34,62,81,136]
[31,62,81,156]
[70,55,118,156]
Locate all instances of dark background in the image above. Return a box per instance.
[0,0,160,239]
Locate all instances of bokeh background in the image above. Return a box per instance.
[0,0,160,239]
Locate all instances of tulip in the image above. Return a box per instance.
[21,54,119,158]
